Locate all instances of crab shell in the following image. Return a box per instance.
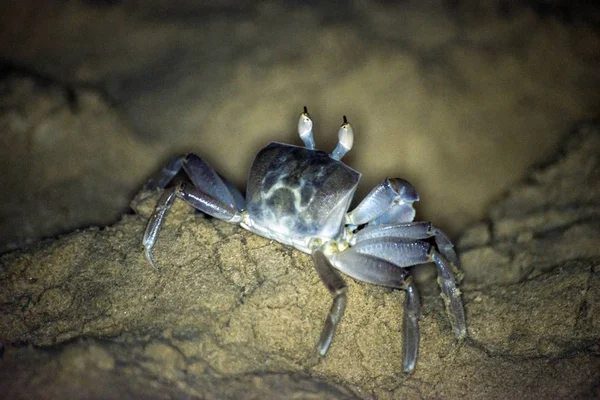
[243,142,360,253]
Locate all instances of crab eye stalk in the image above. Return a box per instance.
[298,106,315,150]
[331,116,354,161]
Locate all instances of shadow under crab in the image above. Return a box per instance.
[142,107,466,373]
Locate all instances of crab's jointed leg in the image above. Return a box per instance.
[432,250,467,339]
[346,236,466,340]
[143,182,242,268]
[145,153,245,211]
[144,155,185,190]
[326,248,421,373]
[402,279,421,373]
[346,178,418,227]
[142,154,245,269]
[353,222,462,276]
[312,249,348,356]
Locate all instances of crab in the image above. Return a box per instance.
[142,107,466,373]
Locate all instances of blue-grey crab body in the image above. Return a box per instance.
[244,142,360,253]
[141,107,467,374]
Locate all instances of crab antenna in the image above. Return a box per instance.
[298,106,315,149]
[331,115,354,161]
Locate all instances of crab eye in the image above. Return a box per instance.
[338,121,354,150]
[331,116,354,161]
[298,113,313,136]
[298,107,315,149]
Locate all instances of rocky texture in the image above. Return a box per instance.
[0,73,158,252]
[1,121,599,398]
[0,341,357,399]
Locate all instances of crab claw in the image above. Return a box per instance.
[331,116,354,161]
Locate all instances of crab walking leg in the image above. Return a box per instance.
[354,221,431,242]
[328,249,421,372]
[346,178,419,226]
[143,187,177,268]
[144,153,245,211]
[328,249,409,286]
[182,154,244,211]
[312,250,348,356]
[432,251,467,339]
[144,155,185,190]
[430,226,463,279]
[353,222,462,274]
[345,237,466,340]
[351,237,432,267]
[143,182,242,269]
[222,178,246,212]
[402,279,421,373]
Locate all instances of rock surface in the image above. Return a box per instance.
[1,121,599,398]
[0,73,158,252]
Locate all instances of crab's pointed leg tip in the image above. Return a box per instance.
[403,364,416,374]
[318,342,329,357]
[145,248,159,272]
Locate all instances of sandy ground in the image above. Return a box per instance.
[0,0,598,252]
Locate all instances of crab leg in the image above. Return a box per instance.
[327,249,420,373]
[144,155,185,190]
[346,178,418,226]
[402,279,421,373]
[354,221,431,242]
[345,238,466,339]
[313,250,348,356]
[183,154,245,211]
[144,153,245,211]
[143,182,242,269]
[432,251,467,339]
[353,222,462,274]
[328,249,408,286]
[351,237,432,267]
